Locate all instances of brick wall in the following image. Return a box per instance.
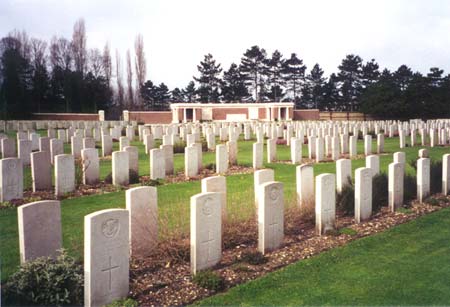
[32,113,99,121]
[319,112,375,121]
[212,108,249,120]
[293,109,320,120]
[128,111,172,124]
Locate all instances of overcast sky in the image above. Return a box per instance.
[1,0,450,89]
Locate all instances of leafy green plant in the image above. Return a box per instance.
[404,174,417,203]
[105,298,139,307]
[336,183,355,216]
[3,249,83,306]
[240,251,268,265]
[173,141,187,154]
[339,227,358,236]
[192,270,224,291]
[372,173,388,213]
[141,177,164,186]
[104,172,113,184]
[430,161,442,194]
[129,169,139,184]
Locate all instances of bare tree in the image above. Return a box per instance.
[102,42,112,86]
[88,48,103,78]
[72,18,87,76]
[115,49,125,108]
[126,49,134,109]
[50,36,72,70]
[134,34,146,108]
[30,38,47,70]
[9,29,30,60]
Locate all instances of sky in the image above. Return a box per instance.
[1,0,450,89]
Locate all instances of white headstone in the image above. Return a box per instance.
[54,154,75,196]
[417,157,430,203]
[355,167,372,223]
[315,173,336,235]
[296,164,314,208]
[81,148,100,185]
[336,159,352,192]
[0,157,23,201]
[112,151,129,186]
[388,162,404,212]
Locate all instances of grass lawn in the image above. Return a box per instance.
[196,206,450,306]
[0,134,449,282]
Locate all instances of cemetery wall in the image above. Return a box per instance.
[32,113,100,121]
[319,111,375,121]
[293,109,320,120]
[127,111,172,124]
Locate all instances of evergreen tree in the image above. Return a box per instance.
[393,65,413,91]
[301,64,325,109]
[193,53,222,103]
[221,63,249,102]
[321,73,340,110]
[171,87,184,102]
[282,53,306,103]
[361,59,380,87]
[337,54,363,111]
[240,45,267,102]
[265,50,284,101]
[183,81,197,102]
[154,83,170,110]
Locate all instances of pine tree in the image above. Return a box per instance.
[193,53,222,103]
[282,53,306,103]
[337,54,363,111]
[361,59,380,87]
[265,50,284,101]
[240,45,267,102]
[171,87,184,102]
[183,81,197,102]
[221,63,249,102]
[302,64,325,109]
[393,65,413,91]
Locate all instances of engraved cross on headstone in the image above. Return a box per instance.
[101,256,119,291]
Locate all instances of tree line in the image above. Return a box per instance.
[1,19,449,119]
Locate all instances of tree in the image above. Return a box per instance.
[183,81,197,102]
[134,34,146,108]
[337,54,363,111]
[393,65,413,91]
[30,38,49,112]
[115,49,125,108]
[193,53,222,103]
[302,63,326,109]
[171,87,184,102]
[126,49,134,109]
[221,63,249,102]
[154,83,170,110]
[71,18,87,76]
[102,42,112,87]
[282,53,306,103]
[265,50,284,101]
[320,73,340,111]
[240,45,267,102]
[361,59,380,87]
[87,48,103,78]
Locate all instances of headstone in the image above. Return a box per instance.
[418,148,429,158]
[71,136,83,158]
[194,143,203,172]
[417,157,430,203]
[296,164,314,207]
[2,138,16,158]
[349,135,357,158]
[55,154,75,196]
[124,146,139,175]
[366,155,380,175]
[315,173,336,235]
[377,133,384,153]
[185,146,198,177]
[215,144,228,174]
[50,138,64,164]
[388,162,404,212]
[159,144,174,175]
[443,154,450,196]
[81,148,100,185]
[31,151,52,191]
[267,138,276,163]
[0,158,23,201]
[254,169,274,208]
[102,134,113,157]
[308,136,316,159]
[201,176,227,217]
[227,140,237,165]
[336,159,352,192]
[126,186,158,257]
[112,151,129,186]
[84,209,129,307]
[18,200,61,263]
[355,167,372,223]
[393,151,406,164]
[253,142,263,169]
[291,138,302,164]
[331,136,339,161]
[18,139,32,166]
[364,135,372,156]
[258,181,284,254]
[144,134,154,154]
[315,137,324,162]
[119,137,130,151]
[190,192,222,274]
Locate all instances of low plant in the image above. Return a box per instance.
[430,161,443,194]
[173,141,187,154]
[204,163,216,171]
[339,227,358,236]
[192,270,224,291]
[336,183,355,216]
[141,177,164,186]
[240,251,268,265]
[74,158,84,186]
[105,298,139,307]
[3,249,83,306]
[129,169,140,184]
[104,172,113,184]
[372,173,388,213]
[404,174,417,203]
[425,197,440,206]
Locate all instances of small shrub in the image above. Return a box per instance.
[397,207,414,214]
[204,163,216,171]
[425,197,440,206]
[192,270,224,291]
[74,158,84,186]
[430,161,443,194]
[104,172,113,184]
[408,158,417,170]
[372,173,388,213]
[129,169,139,184]
[201,140,208,152]
[339,227,358,236]
[141,177,164,186]
[0,201,15,210]
[3,249,83,306]
[404,174,417,203]
[240,251,268,265]
[105,298,139,307]
[336,183,355,216]
[173,141,186,154]
[231,263,252,272]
